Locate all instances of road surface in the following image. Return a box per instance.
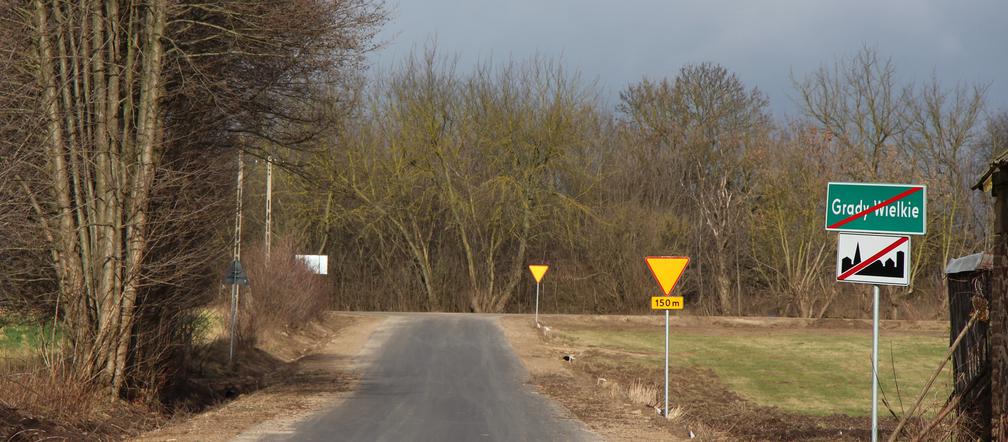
[273,314,598,442]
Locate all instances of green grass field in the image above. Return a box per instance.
[0,317,54,359]
[0,322,48,351]
[562,326,951,416]
[0,309,222,360]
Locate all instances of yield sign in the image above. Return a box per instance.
[645,256,689,295]
[528,265,549,283]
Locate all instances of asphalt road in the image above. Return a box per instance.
[281,314,598,442]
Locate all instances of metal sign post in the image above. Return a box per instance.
[871,284,880,442]
[645,256,689,419]
[664,308,669,418]
[535,281,540,325]
[224,259,249,364]
[528,265,549,326]
[230,284,238,363]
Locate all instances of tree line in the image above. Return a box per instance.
[256,47,1003,321]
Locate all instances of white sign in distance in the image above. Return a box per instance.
[295,254,328,275]
[836,233,910,286]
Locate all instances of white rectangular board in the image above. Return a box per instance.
[836,233,910,286]
[295,254,328,275]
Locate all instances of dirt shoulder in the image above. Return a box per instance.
[499,314,918,441]
[132,312,385,442]
[499,315,687,442]
[543,313,947,336]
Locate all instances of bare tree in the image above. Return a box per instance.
[794,46,908,179]
[3,0,384,399]
[620,63,770,314]
[750,125,835,318]
[903,78,987,279]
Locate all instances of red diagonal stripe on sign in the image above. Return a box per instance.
[837,236,908,281]
[828,186,923,229]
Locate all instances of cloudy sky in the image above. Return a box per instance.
[369,0,1007,119]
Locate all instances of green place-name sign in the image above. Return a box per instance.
[825,182,927,235]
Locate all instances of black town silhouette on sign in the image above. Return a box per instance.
[840,243,905,278]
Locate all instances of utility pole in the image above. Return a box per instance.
[265,156,272,260]
[229,150,244,365]
[233,151,244,271]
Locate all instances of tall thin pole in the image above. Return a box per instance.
[265,156,272,260]
[234,151,244,260]
[229,285,237,363]
[665,309,669,418]
[229,151,244,365]
[871,284,880,442]
[535,282,540,325]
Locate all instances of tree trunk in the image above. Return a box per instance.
[714,236,732,315]
[114,0,166,395]
[31,0,168,398]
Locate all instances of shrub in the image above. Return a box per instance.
[235,236,329,347]
[0,367,106,429]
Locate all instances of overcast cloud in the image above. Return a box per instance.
[370,0,1007,119]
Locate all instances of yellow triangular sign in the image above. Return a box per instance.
[528,265,549,283]
[645,256,689,295]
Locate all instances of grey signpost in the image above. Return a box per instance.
[528,265,549,326]
[225,260,249,364]
[872,282,879,439]
[826,182,925,442]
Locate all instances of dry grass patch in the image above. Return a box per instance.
[559,325,951,417]
[625,378,658,407]
[520,315,970,440]
[0,360,157,440]
[1,368,105,427]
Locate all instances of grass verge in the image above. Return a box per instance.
[558,325,950,417]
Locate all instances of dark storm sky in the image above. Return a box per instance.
[370,0,1007,120]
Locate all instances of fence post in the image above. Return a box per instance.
[991,169,1008,440]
